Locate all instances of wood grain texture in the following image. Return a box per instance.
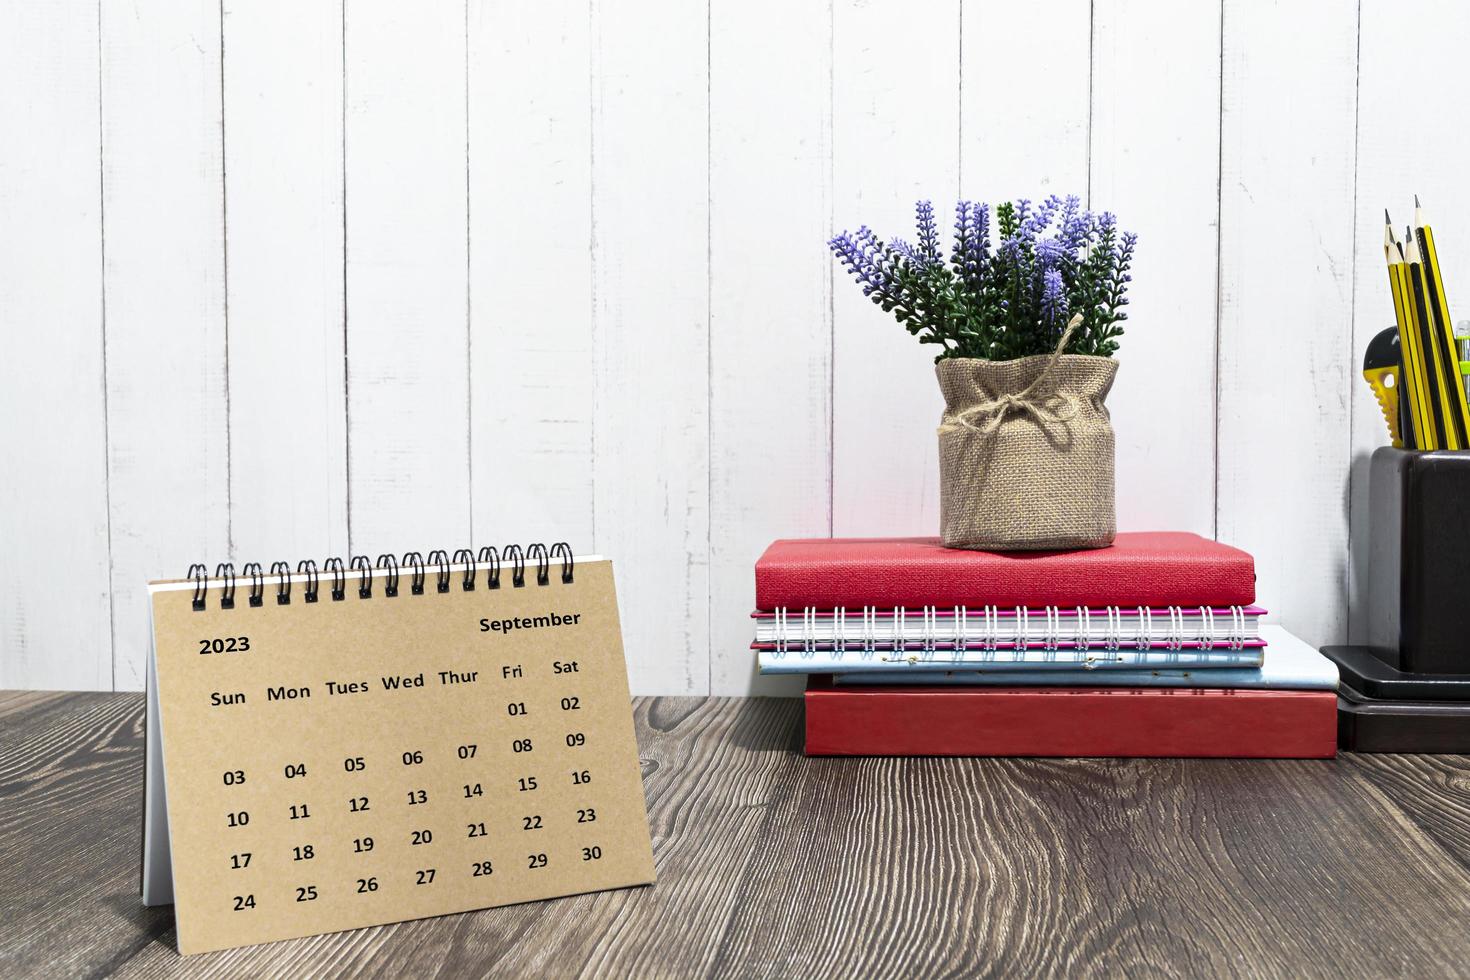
[11,693,1470,977]
[0,689,75,722]
[101,0,230,690]
[829,0,959,540]
[589,0,710,695]
[1346,1,1470,643]
[1090,0,1220,537]
[707,0,831,696]
[467,0,595,549]
[222,0,349,565]
[1216,0,1359,645]
[0,693,171,976]
[0,0,111,689]
[343,0,471,553]
[1342,751,1470,871]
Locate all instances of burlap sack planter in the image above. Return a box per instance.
[936,352,1118,551]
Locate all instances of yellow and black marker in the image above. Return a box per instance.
[1362,324,1405,448]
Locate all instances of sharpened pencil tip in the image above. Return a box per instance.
[1416,194,1422,208]
[1386,208,1393,225]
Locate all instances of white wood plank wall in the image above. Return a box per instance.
[2,1,1456,694]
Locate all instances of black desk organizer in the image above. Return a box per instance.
[1325,447,1470,751]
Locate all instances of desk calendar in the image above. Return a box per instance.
[141,546,655,955]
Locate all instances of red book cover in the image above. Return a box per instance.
[756,532,1255,609]
[804,678,1336,758]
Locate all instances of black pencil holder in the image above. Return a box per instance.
[1364,446,1470,674]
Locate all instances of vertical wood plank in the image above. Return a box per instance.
[591,0,709,695]
[1217,0,1358,646]
[960,0,1091,202]
[1348,1,1470,641]
[0,4,111,689]
[344,0,470,554]
[467,0,594,549]
[223,0,347,565]
[102,0,229,690]
[708,0,832,695]
[1091,0,1221,536]
[830,0,961,539]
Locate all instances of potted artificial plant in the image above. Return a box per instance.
[830,195,1137,550]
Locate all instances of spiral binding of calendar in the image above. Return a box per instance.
[763,604,1253,658]
[185,543,575,611]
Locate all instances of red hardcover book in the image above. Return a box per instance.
[756,532,1255,610]
[804,677,1336,758]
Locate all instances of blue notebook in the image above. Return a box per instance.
[826,626,1338,690]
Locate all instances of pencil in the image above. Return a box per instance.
[1413,196,1470,446]
[1387,216,1433,448]
[1393,259,1440,448]
[1405,232,1459,448]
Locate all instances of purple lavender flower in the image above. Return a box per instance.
[830,195,1137,359]
[856,226,906,289]
[1057,195,1087,252]
[953,200,972,234]
[951,200,990,290]
[1040,266,1067,325]
[915,200,942,267]
[1021,194,1062,238]
[952,200,975,264]
[890,237,922,266]
[828,225,894,298]
[1012,198,1033,230]
[1035,236,1066,269]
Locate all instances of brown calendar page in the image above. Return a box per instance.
[145,558,655,955]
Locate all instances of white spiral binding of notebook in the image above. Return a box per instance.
[754,604,1265,673]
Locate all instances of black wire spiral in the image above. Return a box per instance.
[186,544,575,610]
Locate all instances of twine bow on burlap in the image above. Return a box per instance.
[950,313,1086,436]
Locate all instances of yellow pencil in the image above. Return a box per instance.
[1412,196,1470,446]
[1387,216,1434,448]
[1393,262,1440,448]
[1406,232,1460,449]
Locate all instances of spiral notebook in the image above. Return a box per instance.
[140,545,655,955]
[755,605,1266,673]
[828,625,1335,689]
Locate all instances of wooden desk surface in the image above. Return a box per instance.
[5,691,1470,977]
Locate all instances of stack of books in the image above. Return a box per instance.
[752,532,1339,758]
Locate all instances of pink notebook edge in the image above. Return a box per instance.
[752,605,1270,618]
